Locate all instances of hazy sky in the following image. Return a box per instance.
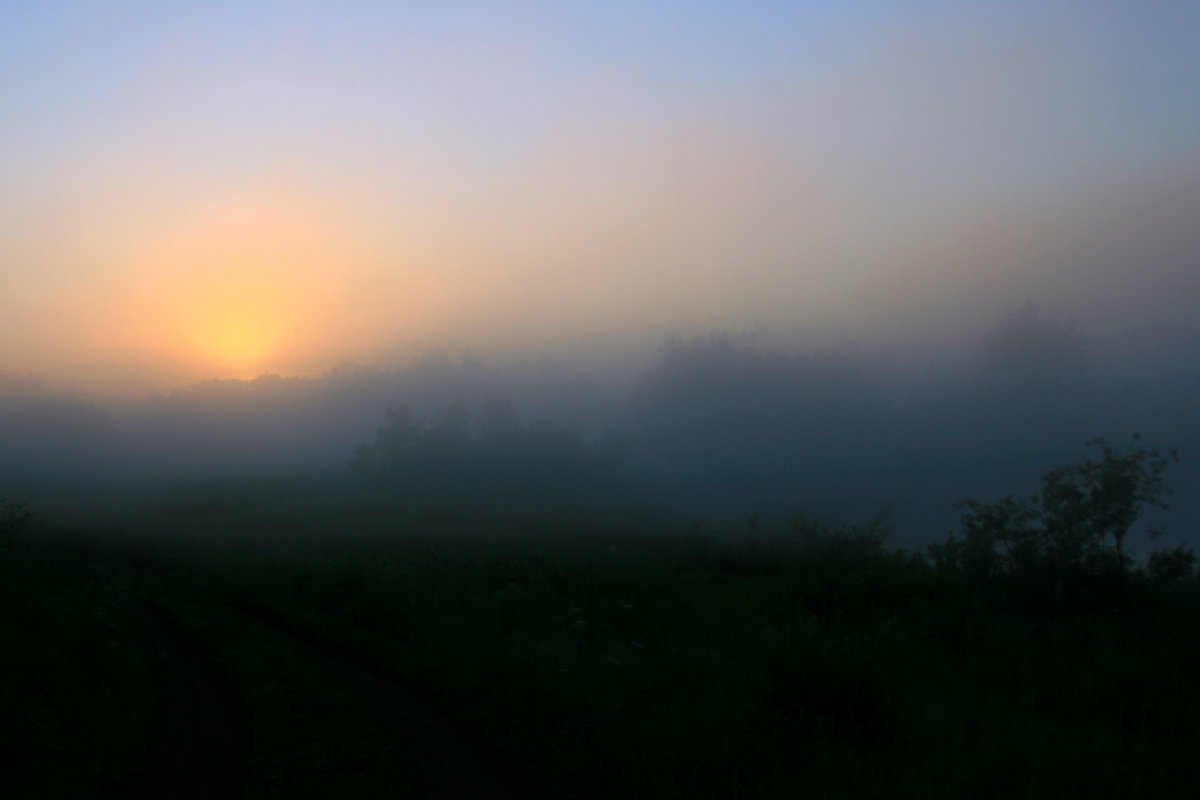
[3,1,1198,395]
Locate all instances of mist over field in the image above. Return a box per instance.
[3,1,1199,550]
[3,301,1198,550]
[9,9,1200,795]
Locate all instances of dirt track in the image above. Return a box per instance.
[135,593,522,799]
[230,603,522,800]
[134,601,246,800]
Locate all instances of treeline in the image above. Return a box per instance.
[1,304,1198,543]
[0,354,616,483]
[350,399,633,507]
[617,306,1200,535]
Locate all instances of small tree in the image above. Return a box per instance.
[1037,436,1177,575]
[936,436,1178,585]
[933,494,1038,579]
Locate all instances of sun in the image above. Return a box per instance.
[125,187,348,376]
[176,271,287,372]
[204,316,276,368]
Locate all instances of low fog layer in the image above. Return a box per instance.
[3,303,1197,550]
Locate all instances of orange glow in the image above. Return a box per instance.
[123,187,351,376]
[174,270,287,371]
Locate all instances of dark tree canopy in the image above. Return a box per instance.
[932,436,1183,593]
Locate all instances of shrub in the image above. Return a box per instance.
[788,509,890,562]
[1146,544,1197,586]
[933,436,1178,589]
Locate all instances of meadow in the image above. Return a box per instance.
[4,489,1199,798]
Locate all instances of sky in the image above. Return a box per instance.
[2,0,1198,396]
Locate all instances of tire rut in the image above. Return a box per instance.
[135,582,524,799]
[226,602,523,800]
[133,601,246,800]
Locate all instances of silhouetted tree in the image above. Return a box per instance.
[1037,436,1177,573]
[932,436,1179,590]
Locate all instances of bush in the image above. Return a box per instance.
[788,510,890,562]
[933,436,1179,589]
[1146,545,1197,586]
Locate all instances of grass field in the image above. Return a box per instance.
[4,511,1200,798]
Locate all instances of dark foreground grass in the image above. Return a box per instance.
[3,535,424,798]
[0,539,157,797]
[173,534,1200,799]
[135,568,421,799]
[6,522,1200,798]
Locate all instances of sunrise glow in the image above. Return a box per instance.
[117,186,354,377]
[0,2,1197,395]
[178,280,285,372]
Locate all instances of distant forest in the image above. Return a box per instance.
[2,304,1198,546]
